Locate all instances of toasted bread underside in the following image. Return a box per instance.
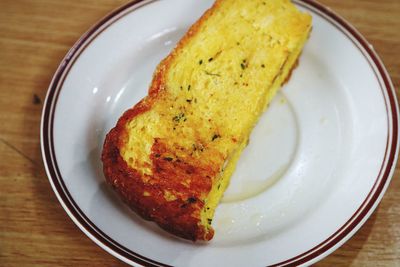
[102,0,312,241]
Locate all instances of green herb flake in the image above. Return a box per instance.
[208,57,213,62]
[163,157,173,162]
[186,99,192,103]
[187,85,191,91]
[204,70,221,77]
[212,134,221,141]
[261,64,265,68]
[241,59,248,70]
[187,197,197,203]
[173,113,185,122]
[199,59,203,65]
[207,219,212,224]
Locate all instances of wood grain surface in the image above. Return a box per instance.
[0,0,399,266]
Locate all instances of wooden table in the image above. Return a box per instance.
[0,0,399,266]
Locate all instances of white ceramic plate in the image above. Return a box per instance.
[41,0,399,266]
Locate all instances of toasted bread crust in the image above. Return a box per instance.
[102,2,220,241]
[102,0,311,241]
[103,130,215,240]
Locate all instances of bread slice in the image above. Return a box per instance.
[102,0,311,241]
